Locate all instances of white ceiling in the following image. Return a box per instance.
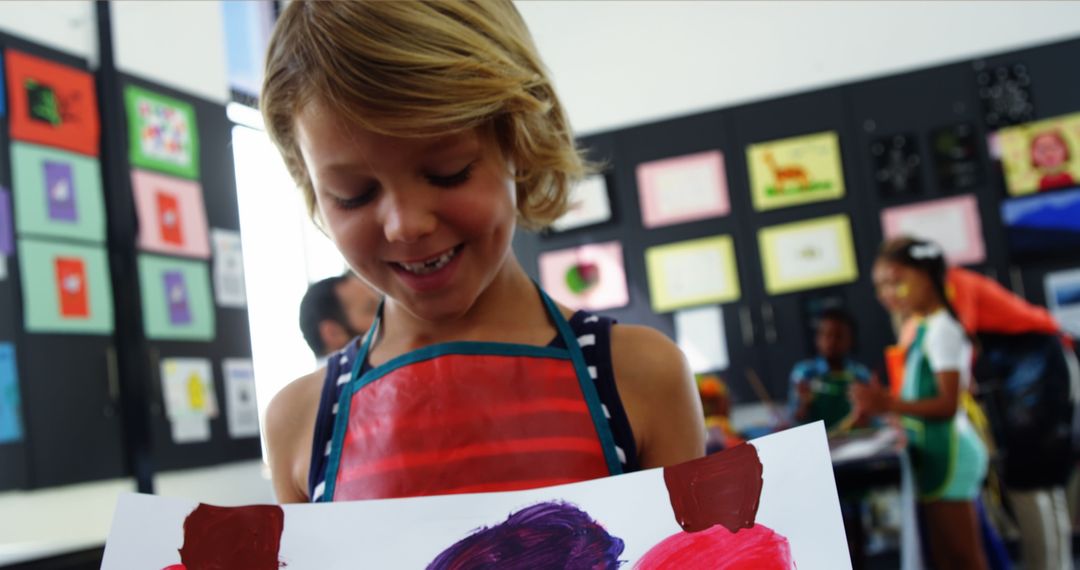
[517,1,1080,135]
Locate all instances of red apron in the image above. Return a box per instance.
[321,289,623,501]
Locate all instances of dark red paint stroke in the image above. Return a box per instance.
[634,523,794,570]
[427,501,624,569]
[663,442,763,533]
[170,503,285,570]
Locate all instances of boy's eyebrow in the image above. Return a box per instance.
[419,132,479,156]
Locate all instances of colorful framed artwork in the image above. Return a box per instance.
[4,49,100,156]
[0,343,24,444]
[538,241,629,311]
[18,238,114,335]
[550,174,612,232]
[645,235,740,313]
[138,255,215,341]
[1001,187,1080,260]
[746,131,845,212]
[1045,268,1080,339]
[103,423,850,569]
[869,133,922,199]
[160,357,218,444]
[636,150,729,228]
[131,169,210,258]
[124,85,200,179]
[758,215,858,295]
[995,111,1080,196]
[881,194,986,266]
[10,142,105,243]
[930,123,982,192]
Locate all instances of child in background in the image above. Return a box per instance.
[855,238,989,570]
[875,238,1074,570]
[697,374,743,453]
[790,308,871,433]
[259,1,704,504]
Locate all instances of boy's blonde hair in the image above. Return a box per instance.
[261,0,587,229]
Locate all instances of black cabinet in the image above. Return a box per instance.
[514,36,1080,414]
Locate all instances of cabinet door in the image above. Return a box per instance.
[18,335,125,487]
[726,88,879,398]
[0,263,30,491]
[609,112,771,406]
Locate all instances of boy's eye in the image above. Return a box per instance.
[333,186,377,210]
[426,163,474,188]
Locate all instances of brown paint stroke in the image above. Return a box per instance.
[178,503,285,570]
[662,442,763,533]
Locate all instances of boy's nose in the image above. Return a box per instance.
[382,195,437,244]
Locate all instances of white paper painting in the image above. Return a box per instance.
[675,305,729,373]
[211,229,247,308]
[551,175,612,232]
[102,423,849,569]
[223,358,259,439]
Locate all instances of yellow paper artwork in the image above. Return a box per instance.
[645,235,740,313]
[758,215,858,295]
[746,131,846,211]
[996,111,1080,196]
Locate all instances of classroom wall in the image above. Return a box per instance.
[0,2,271,564]
[1,0,1079,563]
[517,0,1080,135]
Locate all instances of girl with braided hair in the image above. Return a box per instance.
[853,237,989,570]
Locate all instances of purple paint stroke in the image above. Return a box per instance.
[428,501,625,570]
[43,161,77,222]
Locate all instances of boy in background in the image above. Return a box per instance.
[790,308,871,432]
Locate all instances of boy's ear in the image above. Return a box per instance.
[318,320,348,352]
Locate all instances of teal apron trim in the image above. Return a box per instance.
[538,289,624,476]
[348,342,571,395]
[323,287,624,501]
[321,304,381,502]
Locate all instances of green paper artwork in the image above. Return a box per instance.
[138,254,215,341]
[124,85,200,179]
[18,239,114,334]
[11,142,106,243]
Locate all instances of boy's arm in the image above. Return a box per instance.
[611,324,706,469]
[264,369,324,503]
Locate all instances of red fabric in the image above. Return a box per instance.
[333,353,610,500]
[948,267,1059,336]
[5,49,100,156]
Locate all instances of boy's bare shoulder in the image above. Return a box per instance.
[609,323,704,467]
[264,368,326,454]
[264,367,327,502]
[609,323,691,391]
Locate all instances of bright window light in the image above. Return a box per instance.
[230,122,346,454]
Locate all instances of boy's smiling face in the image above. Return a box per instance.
[296,103,518,323]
